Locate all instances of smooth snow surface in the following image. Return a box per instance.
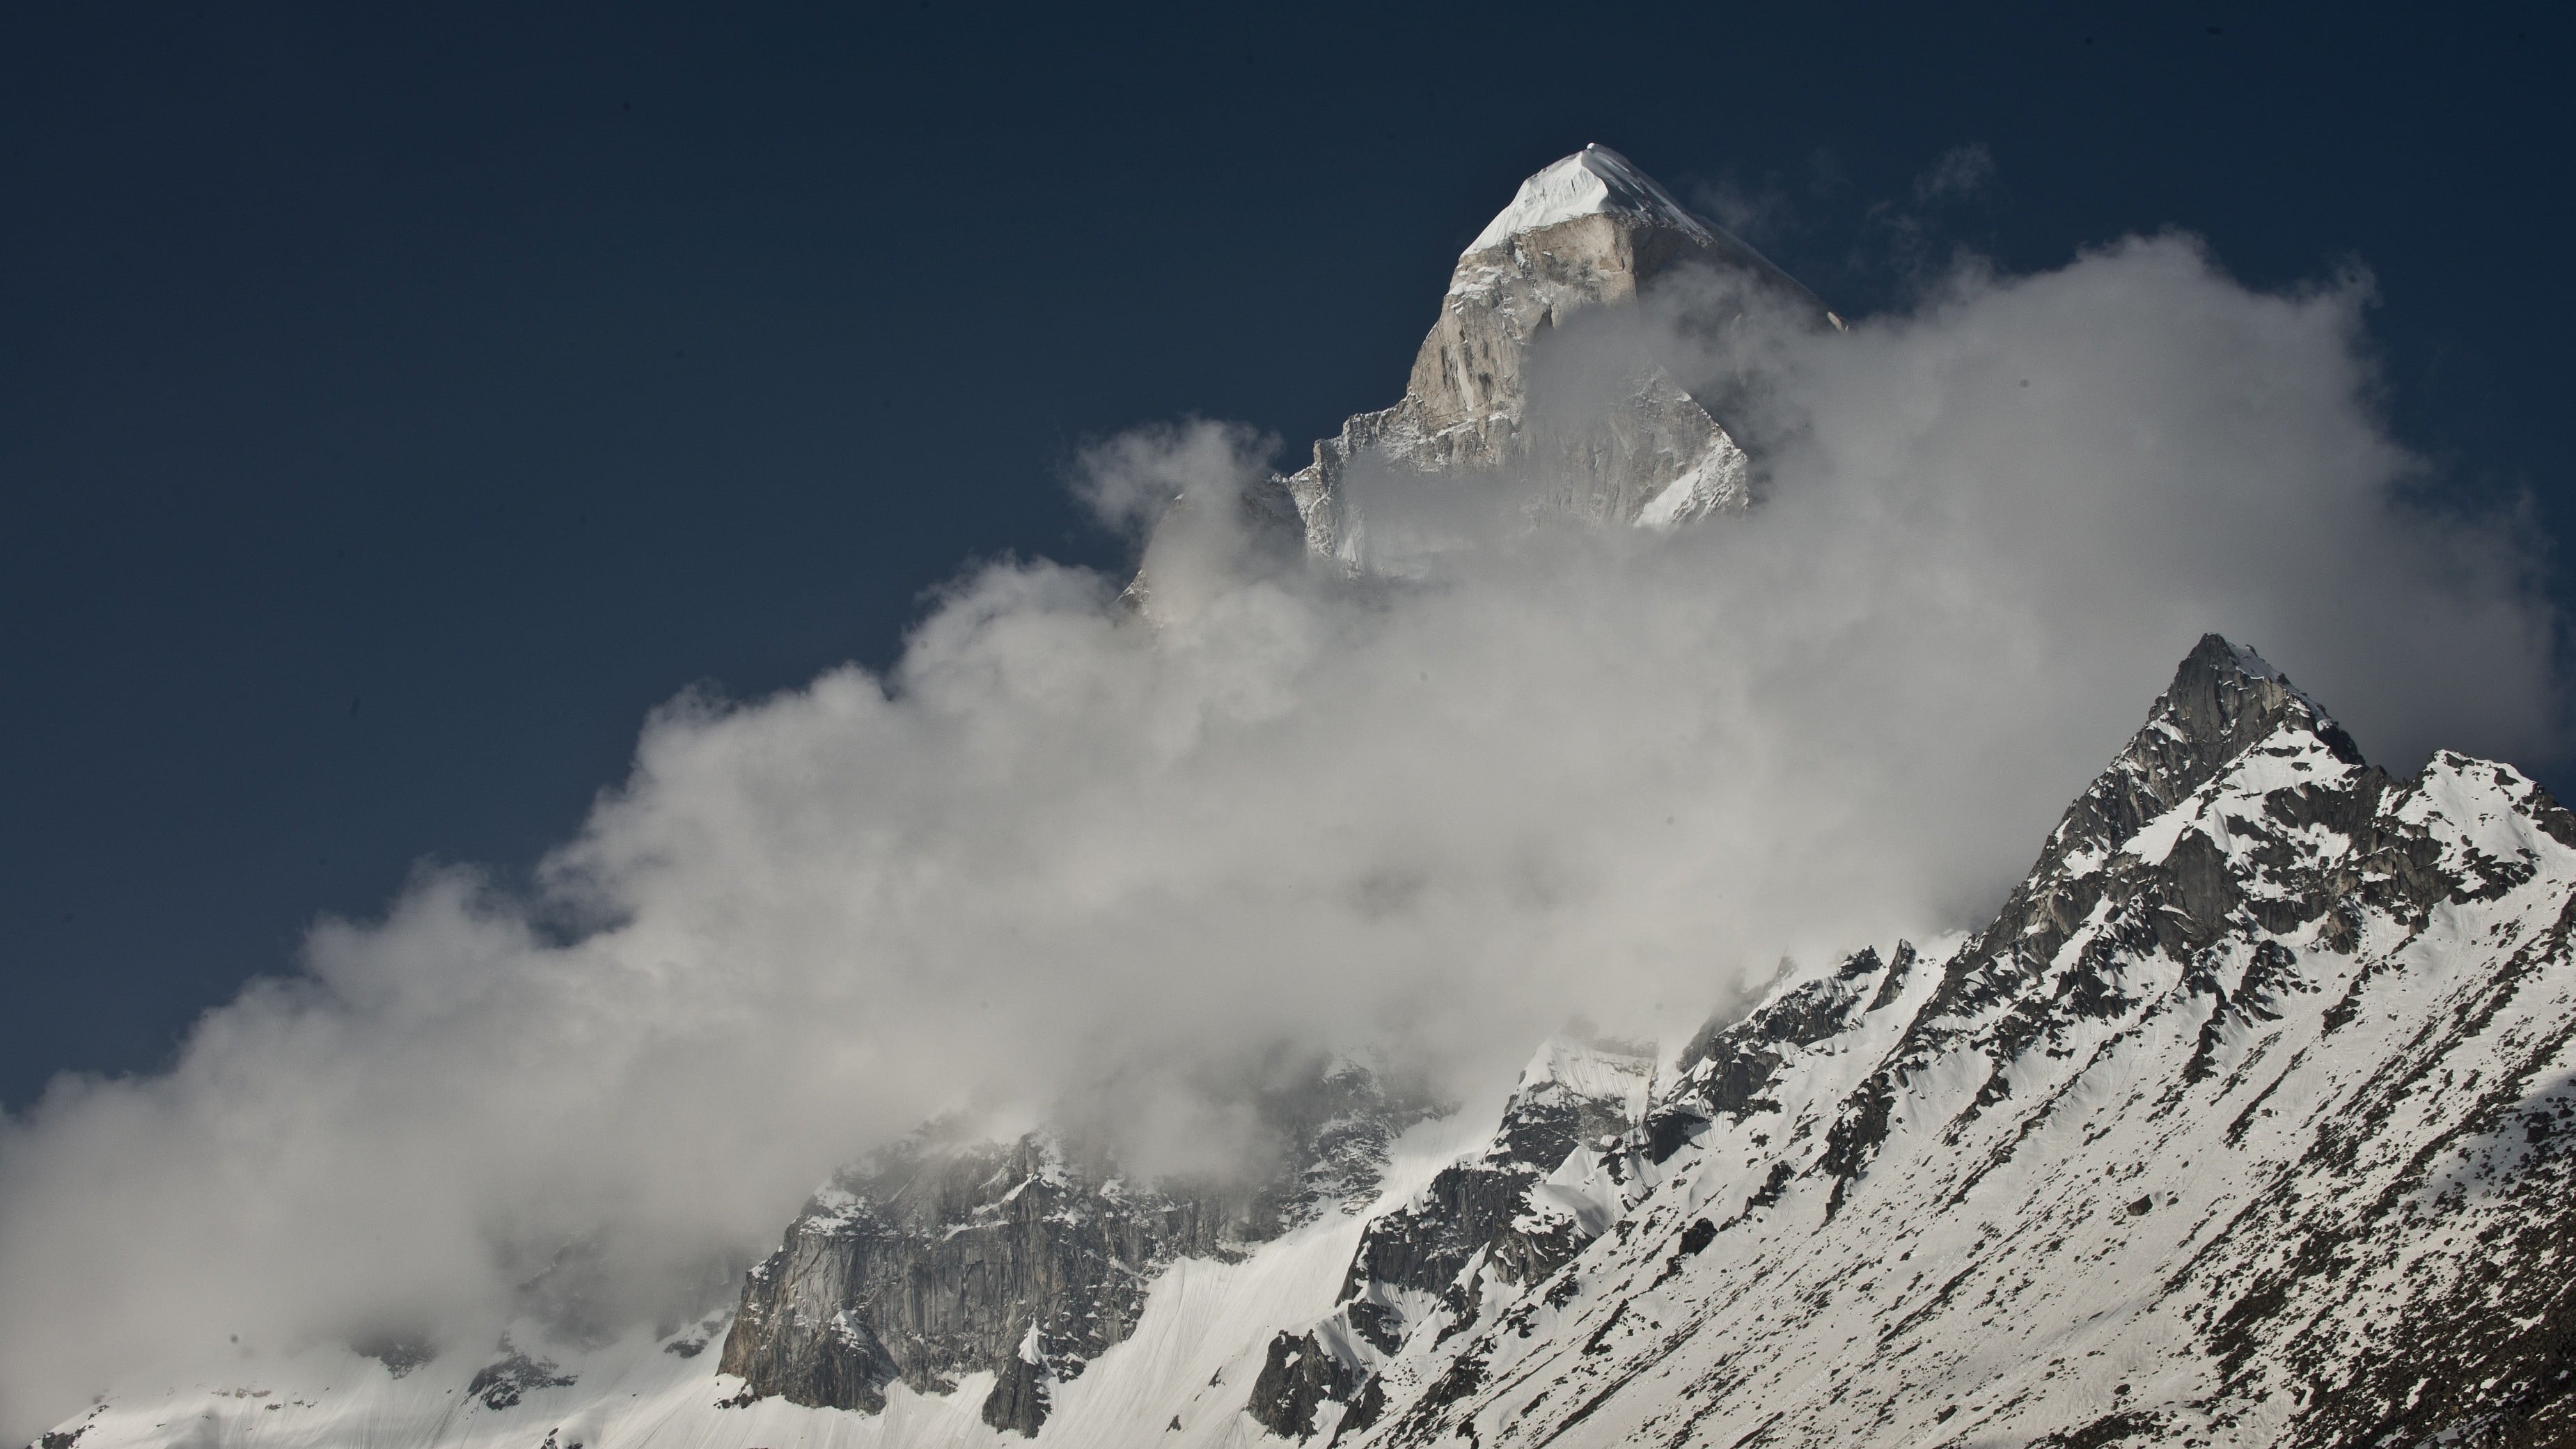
[1463,143,1720,255]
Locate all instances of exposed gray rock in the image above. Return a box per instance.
[1342,1035,1652,1309]
[979,1353,1051,1436]
[464,1339,575,1410]
[1283,146,1833,574]
[717,1056,1442,1435]
[1127,146,1837,618]
[1246,1329,1363,1441]
[1646,943,1909,1165]
[1232,1034,1663,1433]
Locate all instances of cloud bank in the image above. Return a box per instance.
[0,233,2558,1437]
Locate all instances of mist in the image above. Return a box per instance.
[0,232,2557,1438]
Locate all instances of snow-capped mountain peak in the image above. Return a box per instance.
[39,143,2576,1449]
[1120,145,1838,620]
[1201,146,1835,590]
[1462,143,1722,255]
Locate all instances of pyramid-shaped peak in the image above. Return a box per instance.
[2156,633,2348,756]
[2026,634,2367,878]
[2055,634,2363,843]
[1465,143,1724,256]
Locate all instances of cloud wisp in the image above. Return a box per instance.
[0,232,2558,1437]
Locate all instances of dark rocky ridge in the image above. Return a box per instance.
[1249,1330,1367,1441]
[1647,943,1912,1166]
[1816,636,2488,1215]
[1339,1036,1652,1313]
[1322,636,2576,1448]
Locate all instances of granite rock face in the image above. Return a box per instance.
[1287,146,1834,574]
[1128,146,1835,619]
[716,1057,1441,1435]
[1248,1329,1366,1441]
[1341,1035,1655,1310]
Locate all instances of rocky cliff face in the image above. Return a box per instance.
[1127,145,1831,620]
[716,1056,1442,1435]
[1286,147,1832,572]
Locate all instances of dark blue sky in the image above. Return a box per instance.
[4,3,2568,1111]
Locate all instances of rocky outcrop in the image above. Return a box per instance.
[1232,1035,1660,1436]
[716,1056,1440,1435]
[1344,1036,1652,1309]
[980,1352,1051,1436]
[463,1340,575,1411]
[1247,1329,1365,1441]
[1644,942,1913,1166]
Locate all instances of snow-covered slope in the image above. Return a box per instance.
[49,635,2576,1449]
[1315,636,2576,1448]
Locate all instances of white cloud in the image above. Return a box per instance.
[0,231,2557,1439]
[1069,417,1276,539]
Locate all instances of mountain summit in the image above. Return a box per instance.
[1465,143,1731,253]
[1124,147,1834,618]
[1278,144,1834,570]
[1461,143,1818,301]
